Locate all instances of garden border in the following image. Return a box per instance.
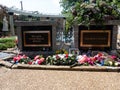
[0,60,120,72]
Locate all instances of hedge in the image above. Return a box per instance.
[0,36,16,50]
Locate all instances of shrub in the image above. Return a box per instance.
[0,36,16,50]
[0,44,7,50]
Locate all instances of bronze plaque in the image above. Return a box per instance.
[80,30,111,47]
[23,31,51,47]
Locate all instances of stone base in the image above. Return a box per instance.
[12,64,120,72]
[1,60,120,72]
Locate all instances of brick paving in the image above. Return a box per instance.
[0,67,120,90]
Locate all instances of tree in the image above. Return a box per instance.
[60,0,80,14]
[60,0,82,31]
[60,0,120,30]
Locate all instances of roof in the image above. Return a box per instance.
[7,7,65,18]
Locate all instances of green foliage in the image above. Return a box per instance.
[0,44,7,50]
[60,0,120,30]
[0,36,16,50]
[64,12,74,32]
[60,0,80,13]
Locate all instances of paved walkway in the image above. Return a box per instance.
[0,66,11,76]
[0,67,120,90]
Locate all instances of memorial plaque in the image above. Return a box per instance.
[23,31,51,47]
[80,30,111,47]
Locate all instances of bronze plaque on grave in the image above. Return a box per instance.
[80,30,111,47]
[23,31,51,47]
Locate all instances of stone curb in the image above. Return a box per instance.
[15,64,120,72]
[1,60,120,72]
[0,60,13,68]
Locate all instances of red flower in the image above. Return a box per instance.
[65,54,69,58]
[91,57,97,62]
[28,62,32,65]
[97,53,103,57]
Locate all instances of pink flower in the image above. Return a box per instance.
[34,55,40,61]
[87,58,94,65]
[78,55,88,64]
[13,55,22,62]
[22,55,28,59]
[13,56,21,62]
[13,54,29,62]
[37,60,43,65]
[111,55,117,60]
[40,58,45,62]
[91,57,97,62]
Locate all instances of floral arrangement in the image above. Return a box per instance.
[12,52,120,67]
[13,54,30,64]
[46,54,76,65]
[77,52,120,66]
[12,54,45,65]
[33,55,45,65]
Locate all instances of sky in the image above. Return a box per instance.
[0,0,62,14]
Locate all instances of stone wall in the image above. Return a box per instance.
[15,21,57,51]
[73,20,120,50]
[15,21,64,57]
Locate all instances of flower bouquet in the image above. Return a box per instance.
[46,54,76,65]
[13,54,31,64]
[12,54,45,65]
[76,52,120,67]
